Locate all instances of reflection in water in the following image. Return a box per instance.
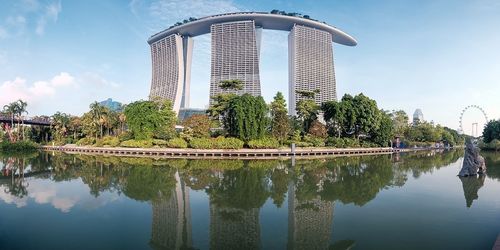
[0,149,470,249]
[150,172,192,250]
[288,182,334,250]
[459,175,485,208]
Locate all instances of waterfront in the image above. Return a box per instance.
[1,150,500,249]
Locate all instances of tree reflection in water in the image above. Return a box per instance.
[0,149,466,249]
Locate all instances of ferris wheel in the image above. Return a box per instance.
[459,105,489,136]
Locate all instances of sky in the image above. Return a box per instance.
[1,0,499,134]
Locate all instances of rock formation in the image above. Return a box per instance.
[458,139,486,177]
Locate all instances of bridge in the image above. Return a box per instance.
[0,116,52,126]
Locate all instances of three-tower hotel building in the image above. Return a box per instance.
[148,12,357,114]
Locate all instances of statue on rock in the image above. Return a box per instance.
[458,139,486,177]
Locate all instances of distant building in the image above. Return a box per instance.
[99,98,123,112]
[413,109,424,125]
[178,108,206,122]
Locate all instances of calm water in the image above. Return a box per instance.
[1,150,499,250]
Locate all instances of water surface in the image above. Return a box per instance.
[1,150,499,250]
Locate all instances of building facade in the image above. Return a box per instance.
[148,12,356,114]
[288,24,336,116]
[149,34,193,112]
[209,20,261,102]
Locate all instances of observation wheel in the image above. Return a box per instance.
[459,105,488,136]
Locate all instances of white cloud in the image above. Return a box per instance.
[36,1,62,35]
[51,72,75,87]
[0,72,76,107]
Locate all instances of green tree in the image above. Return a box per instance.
[295,90,320,133]
[182,114,211,138]
[390,110,409,137]
[370,111,394,146]
[352,93,381,139]
[321,101,346,138]
[51,112,71,143]
[124,99,176,140]
[225,94,268,141]
[270,92,290,144]
[483,119,500,143]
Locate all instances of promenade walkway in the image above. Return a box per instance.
[41,145,428,159]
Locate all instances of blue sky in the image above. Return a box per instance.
[1,0,499,134]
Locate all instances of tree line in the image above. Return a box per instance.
[1,79,466,149]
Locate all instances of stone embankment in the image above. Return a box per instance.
[41,145,433,159]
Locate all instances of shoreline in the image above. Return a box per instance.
[40,145,448,159]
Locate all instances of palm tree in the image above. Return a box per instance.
[16,100,28,140]
[118,113,126,134]
[89,102,106,139]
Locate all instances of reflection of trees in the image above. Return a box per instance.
[394,149,462,179]
[459,175,485,208]
[483,152,500,180]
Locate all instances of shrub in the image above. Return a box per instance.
[120,139,153,148]
[152,139,168,146]
[118,131,134,142]
[361,141,379,148]
[213,137,244,149]
[95,136,120,147]
[0,141,38,152]
[183,114,211,138]
[76,137,95,146]
[248,137,280,149]
[295,141,313,147]
[303,134,325,147]
[189,137,244,149]
[325,137,360,148]
[166,138,188,148]
[189,138,213,149]
[308,120,328,138]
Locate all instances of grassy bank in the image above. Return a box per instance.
[0,140,39,152]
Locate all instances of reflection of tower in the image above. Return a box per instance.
[209,203,261,249]
[150,172,192,250]
[287,183,334,250]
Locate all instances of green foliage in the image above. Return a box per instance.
[247,137,280,149]
[152,139,168,146]
[483,119,500,143]
[182,114,211,138]
[189,137,244,149]
[479,139,500,151]
[124,99,176,140]
[218,79,244,90]
[120,139,153,148]
[307,120,328,138]
[225,94,269,142]
[325,137,360,148]
[303,134,325,147]
[165,138,188,148]
[296,99,319,132]
[270,92,290,144]
[76,137,95,146]
[370,111,394,147]
[94,136,120,147]
[118,131,134,142]
[390,110,409,136]
[0,140,38,152]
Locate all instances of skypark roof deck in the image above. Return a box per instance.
[147,12,357,46]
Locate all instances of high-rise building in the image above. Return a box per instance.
[209,20,261,103]
[149,34,193,112]
[98,98,123,112]
[288,24,336,116]
[148,12,357,113]
[413,109,424,125]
